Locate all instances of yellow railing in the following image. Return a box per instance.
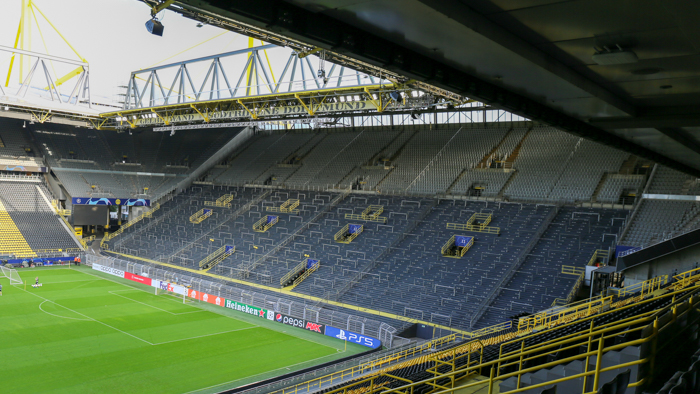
[289,260,320,290]
[519,295,612,331]
[266,199,300,214]
[189,208,213,224]
[334,224,363,244]
[362,205,384,219]
[204,193,235,208]
[268,333,469,394]
[561,265,585,276]
[466,212,492,227]
[441,235,474,258]
[588,249,610,266]
[198,245,235,269]
[446,222,500,235]
[613,275,668,298]
[552,272,585,306]
[321,287,700,394]
[344,213,388,223]
[280,259,308,286]
[253,215,278,232]
[673,267,700,290]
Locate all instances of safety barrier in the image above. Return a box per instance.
[588,249,610,266]
[280,259,308,286]
[441,235,474,258]
[673,267,700,290]
[266,198,300,214]
[446,212,500,234]
[203,193,236,208]
[198,245,235,270]
[319,286,700,394]
[334,224,363,244]
[189,208,213,224]
[344,205,387,223]
[561,265,585,276]
[253,215,279,232]
[552,272,584,306]
[610,275,669,298]
[289,259,320,290]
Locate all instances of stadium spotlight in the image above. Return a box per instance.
[410,111,421,120]
[196,22,204,28]
[146,18,164,36]
[23,121,26,128]
[389,91,402,102]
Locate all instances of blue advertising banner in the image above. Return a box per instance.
[324,326,381,348]
[72,197,150,206]
[349,224,362,234]
[455,236,473,247]
[306,259,319,269]
[616,245,641,258]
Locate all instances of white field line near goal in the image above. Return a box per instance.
[152,326,258,346]
[18,284,262,347]
[108,290,205,315]
[16,285,155,345]
[39,300,92,321]
[183,350,348,394]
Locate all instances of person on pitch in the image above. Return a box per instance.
[0,283,3,296]
[35,276,39,286]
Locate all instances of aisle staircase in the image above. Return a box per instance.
[0,200,36,257]
[199,245,235,271]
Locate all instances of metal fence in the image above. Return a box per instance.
[85,254,407,348]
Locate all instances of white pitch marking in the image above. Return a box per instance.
[38,300,91,321]
[152,326,258,346]
[15,285,155,345]
[108,291,204,315]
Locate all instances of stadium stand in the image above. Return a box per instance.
[0,178,80,256]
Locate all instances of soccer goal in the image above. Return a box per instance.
[1,265,23,285]
[154,286,192,304]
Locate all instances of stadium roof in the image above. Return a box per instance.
[144,0,700,177]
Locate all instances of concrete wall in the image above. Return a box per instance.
[623,242,700,286]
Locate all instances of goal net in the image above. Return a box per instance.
[1,266,23,285]
[154,286,191,303]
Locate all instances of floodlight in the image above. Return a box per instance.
[410,111,421,120]
[146,19,164,36]
[389,91,402,102]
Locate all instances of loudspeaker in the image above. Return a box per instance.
[146,19,164,36]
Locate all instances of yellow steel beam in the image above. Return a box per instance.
[295,93,314,116]
[117,112,136,129]
[189,104,209,122]
[151,108,169,125]
[236,99,257,119]
[100,83,388,117]
[298,47,323,59]
[6,14,24,87]
[50,66,83,89]
[150,0,175,16]
[31,3,87,63]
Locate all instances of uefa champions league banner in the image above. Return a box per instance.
[92,263,126,278]
[72,197,150,206]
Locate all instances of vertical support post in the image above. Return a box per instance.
[592,335,605,391]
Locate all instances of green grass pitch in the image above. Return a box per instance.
[0,266,366,393]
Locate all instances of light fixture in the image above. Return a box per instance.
[389,91,402,102]
[592,45,638,65]
[146,18,164,36]
[196,22,204,28]
[23,121,26,128]
[410,111,421,120]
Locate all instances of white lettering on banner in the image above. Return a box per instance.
[152,280,187,296]
[135,101,379,127]
[92,263,125,278]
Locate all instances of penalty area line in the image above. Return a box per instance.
[108,291,205,316]
[14,284,155,346]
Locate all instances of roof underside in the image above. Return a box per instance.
[152,0,700,176]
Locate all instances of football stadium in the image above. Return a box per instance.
[0,1,699,393]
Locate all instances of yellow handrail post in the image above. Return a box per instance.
[592,335,605,391]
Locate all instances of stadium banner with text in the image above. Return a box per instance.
[324,326,381,348]
[273,313,325,334]
[1,165,47,173]
[135,101,377,127]
[71,197,150,206]
[7,257,76,265]
[124,272,152,286]
[150,280,187,296]
[224,299,275,320]
[92,263,125,278]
